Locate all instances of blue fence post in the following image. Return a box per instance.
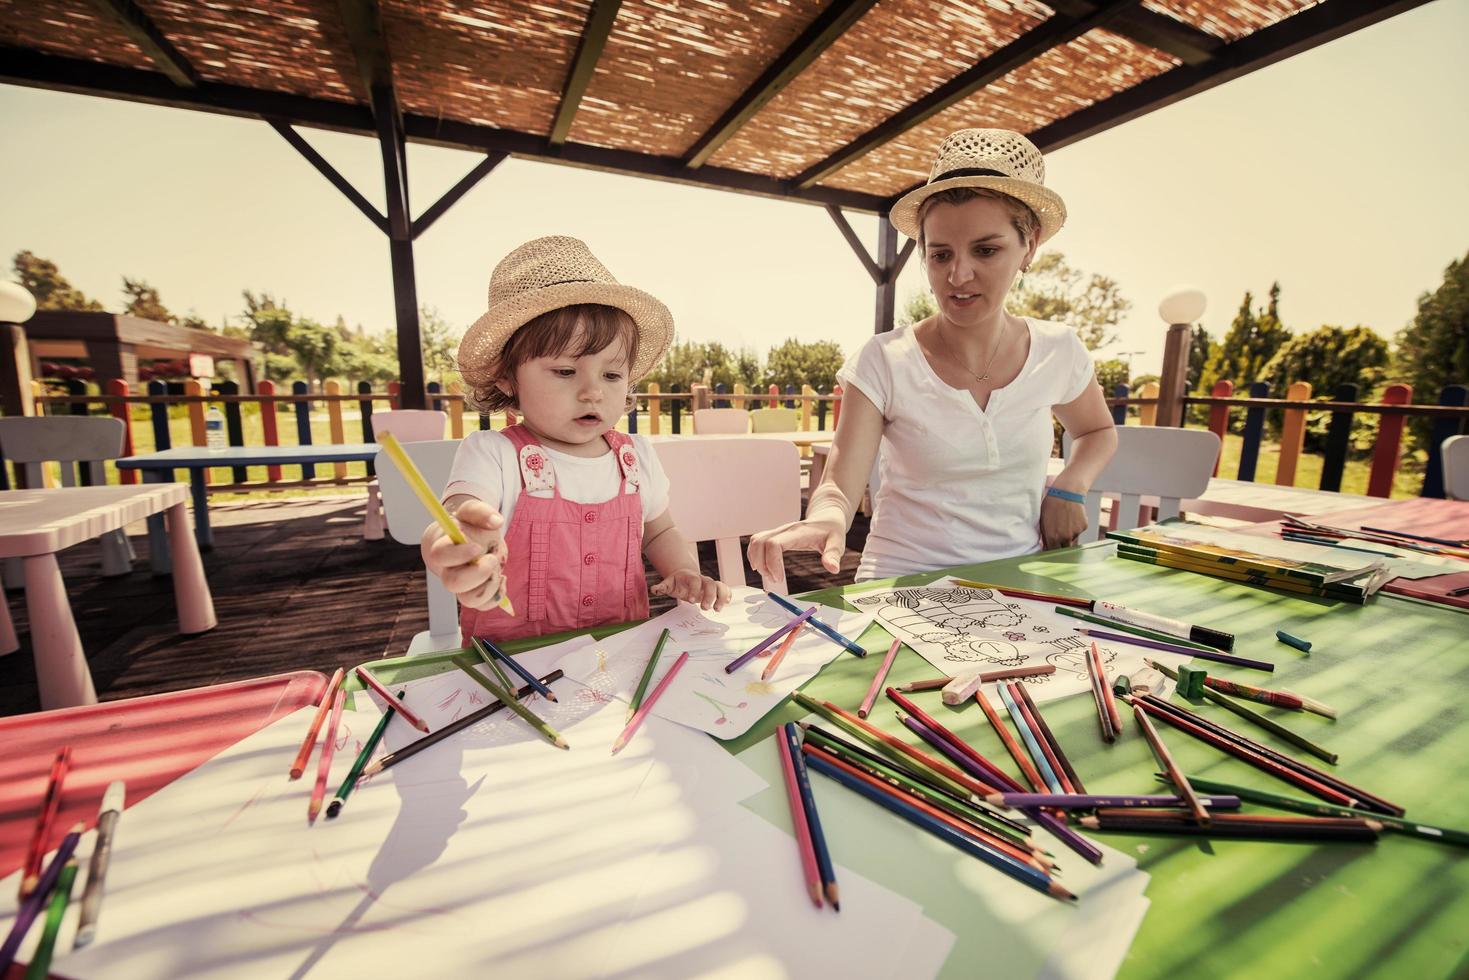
[816,388,828,429]
[357,380,376,477]
[1319,383,1358,492]
[627,397,639,434]
[427,381,442,411]
[293,380,316,479]
[1111,383,1130,425]
[217,380,247,483]
[714,383,728,409]
[480,411,492,430]
[1237,381,1270,482]
[1421,384,1468,498]
[669,384,682,435]
[65,380,93,484]
[783,384,796,409]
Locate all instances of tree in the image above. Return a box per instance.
[897,291,936,328]
[1394,251,1469,452]
[1094,358,1129,395]
[1263,325,1390,400]
[763,338,845,392]
[121,277,174,322]
[643,341,756,391]
[1201,283,1291,391]
[1008,251,1130,351]
[1188,325,1216,392]
[11,250,104,311]
[419,306,461,385]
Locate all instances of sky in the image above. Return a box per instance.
[2,0,1466,378]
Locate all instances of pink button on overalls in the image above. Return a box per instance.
[459,424,650,645]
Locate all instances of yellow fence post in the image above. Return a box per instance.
[800,384,814,430]
[645,383,661,435]
[324,380,347,478]
[447,381,465,438]
[733,382,746,410]
[1275,381,1312,486]
[1138,381,1160,426]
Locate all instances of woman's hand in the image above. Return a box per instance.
[1038,492,1088,550]
[421,498,509,610]
[651,570,731,611]
[747,515,847,579]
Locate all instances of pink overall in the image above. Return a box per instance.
[460,424,650,645]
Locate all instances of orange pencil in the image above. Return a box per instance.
[973,689,1046,791]
[761,624,802,682]
[1091,642,1124,734]
[776,725,823,907]
[308,688,346,824]
[20,746,72,899]
[289,668,345,779]
[355,666,430,733]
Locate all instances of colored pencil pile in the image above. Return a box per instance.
[776,721,840,910]
[1085,641,1122,743]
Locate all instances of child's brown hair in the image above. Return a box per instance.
[464,303,641,414]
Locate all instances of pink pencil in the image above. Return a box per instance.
[776,724,823,907]
[355,666,430,733]
[611,652,689,754]
[858,638,902,719]
[308,688,345,824]
[289,668,345,779]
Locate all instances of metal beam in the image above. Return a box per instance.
[826,206,882,285]
[412,152,508,240]
[1048,0,1221,66]
[794,0,1140,189]
[268,119,388,233]
[549,0,622,147]
[84,0,199,87]
[683,0,880,169]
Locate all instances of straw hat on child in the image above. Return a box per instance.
[458,236,674,387]
[890,129,1067,244]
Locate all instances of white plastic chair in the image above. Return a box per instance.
[375,438,462,654]
[1443,435,1469,501]
[363,410,447,540]
[1062,427,1221,543]
[692,408,750,434]
[654,437,802,594]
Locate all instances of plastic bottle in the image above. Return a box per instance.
[206,406,227,451]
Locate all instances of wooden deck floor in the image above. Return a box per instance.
[0,493,870,716]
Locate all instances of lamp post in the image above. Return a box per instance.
[1156,287,1206,428]
[0,281,38,418]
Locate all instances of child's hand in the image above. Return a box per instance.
[651,570,730,611]
[421,499,508,610]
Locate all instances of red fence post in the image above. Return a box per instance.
[388,380,402,411]
[1367,383,1411,498]
[767,383,778,409]
[1206,380,1233,476]
[108,378,137,484]
[258,379,282,483]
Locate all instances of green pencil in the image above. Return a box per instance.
[1054,607,1216,652]
[25,858,78,980]
[452,654,569,749]
[629,628,670,723]
[327,690,402,818]
[471,637,516,691]
[1158,774,1469,848]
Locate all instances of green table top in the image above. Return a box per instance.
[358,543,1469,979]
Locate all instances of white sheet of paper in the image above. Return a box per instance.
[843,578,1184,702]
[555,588,876,739]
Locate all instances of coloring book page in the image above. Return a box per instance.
[555,588,875,740]
[844,578,1182,703]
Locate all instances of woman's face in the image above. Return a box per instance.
[922,196,1035,328]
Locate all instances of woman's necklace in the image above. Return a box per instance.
[937,319,1007,385]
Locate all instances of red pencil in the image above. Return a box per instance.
[355,666,430,733]
[777,725,823,907]
[885,688,1021,793]
[289,667,345,779]
[308,688,346,824]
[1094,643,1123,734]
[817,698,1000,798]
[20,746,72,899]
[858,638,902,718]
[612,651,689,754]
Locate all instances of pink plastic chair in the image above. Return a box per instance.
[692,408,750,434]
[653,437,801,594]
[363,410,448,540]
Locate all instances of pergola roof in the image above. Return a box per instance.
[0,0,1424,215]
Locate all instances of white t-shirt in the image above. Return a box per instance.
[837,318,1095,580]
[443,430,671,527]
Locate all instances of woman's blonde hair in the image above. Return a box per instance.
[464,303,641,415]
[917,187,1040,250]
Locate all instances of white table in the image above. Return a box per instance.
[0,485,217,708]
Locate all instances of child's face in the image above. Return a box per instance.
[502,331,632,457]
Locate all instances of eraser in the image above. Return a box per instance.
[941,672,984,705]
[1276,630,1312,652]
[1112,675,1133,696]
[1177,665,1207,700]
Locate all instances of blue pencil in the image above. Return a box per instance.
[804,753,1074,901]
[477,637,558,702]
[725,607,815,673]
[784,722,839,911]
[996,683,1063,793]
[766,592,867,657]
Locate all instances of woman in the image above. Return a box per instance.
[748,129,1117,582]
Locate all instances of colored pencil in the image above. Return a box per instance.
[951,578,1093,608]
[1077,626,1276,672]
[858,637,902,717]
[365,670,563,775]
[996,683,1062,793]
[1081,810,1379,842]
[1055,606,1217,651]
[354,666,431,733]
[452,655,569,749]
[898,664,1056,692]
[20,746,72,899]
[1446,584,1469,598]
[805,752,1074,901]
[991,792,1240,810]
[327,690,402,818]
[898,713,1016,800]
[1359,525,1469,548]
[470,635,516,691]
[785,722,840,910]
[1086,641,1116,743]
[476,637,557,702]
[380,431,514,615]
[0,823,83,974]
[726,606,816,673]
[776,723,824,907]
[73,780,125,948]
[630,628,671,720]
[1132,702,1210,824]
[1013,681,1084,794]
[973,688,1047,791]
[761,622,802,682]
[1149,664,1336,719]
[886,688,1019,791]
[767,591,866,656]
[290,668,345,779]
[612,651,689,754]
[308,688,346,823]
[24,857,77,980]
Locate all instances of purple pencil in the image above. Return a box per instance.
[989,792,1242,810]
[0,822,84,973]
[725,606,816,674]
[1078,628,1275,672]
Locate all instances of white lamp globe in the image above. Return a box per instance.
[1158,287,1206,325]
[0,281,37,324]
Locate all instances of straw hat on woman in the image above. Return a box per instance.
[748,129,1117,582]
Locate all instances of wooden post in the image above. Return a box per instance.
[293,380,316,480]
[447,381,465,438]
[218,380,248,484]
[1110,383,1129,425]
[692,384,712,412]
[1206,380,1233,476]
[732,382,746,410]
[800,384,814,430]
[1137,382,1160,426]
[1421,384,1468,499]
[1367,383,1411,498]
[767,383,778,409]
[259,380,283,483]
[108,379,137,484]
[1237,381,1270,483]
[0,324,36,418]
[1319,382,1357,493]
[185,378,211,487]
[1156,321,1190,427]
[325,380,347,478]
[387,380,401,410]
[645,382,661,435]
[1275,381,1312,486]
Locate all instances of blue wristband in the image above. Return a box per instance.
[1046,486,1085,505]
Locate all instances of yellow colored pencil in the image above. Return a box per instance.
[379,431,514,616]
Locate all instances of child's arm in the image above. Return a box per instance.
[644,508,730,611]
[421,494,509,610]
